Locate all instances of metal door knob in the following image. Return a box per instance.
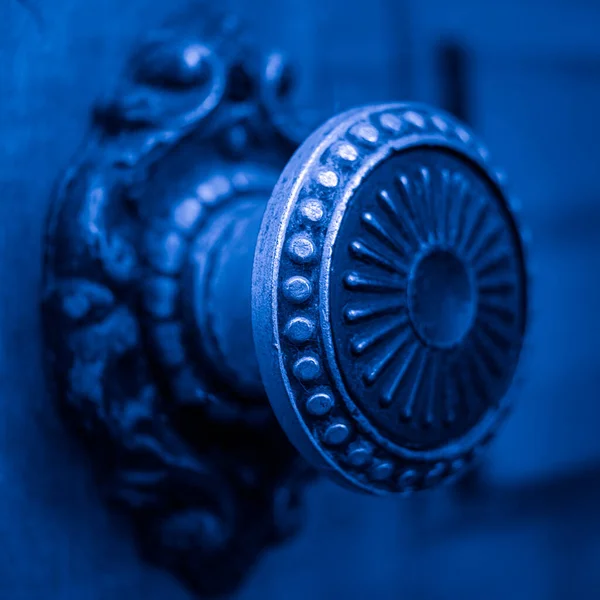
[40,7,529,596]
[253,104,528,493]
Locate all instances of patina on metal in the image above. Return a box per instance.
[40,5,529,597]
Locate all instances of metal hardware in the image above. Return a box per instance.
[41,6,529,596]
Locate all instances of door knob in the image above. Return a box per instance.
[41,6,529,596]
[253,100,529,494]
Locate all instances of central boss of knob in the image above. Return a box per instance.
[408,247,475,349]
[254,104,528,494]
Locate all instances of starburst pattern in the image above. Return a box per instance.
[330,149,526,448]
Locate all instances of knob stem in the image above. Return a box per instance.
[185,196,268,400]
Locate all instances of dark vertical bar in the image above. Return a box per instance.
[437,40,471,125]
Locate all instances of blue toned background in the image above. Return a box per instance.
[1,0,599,598]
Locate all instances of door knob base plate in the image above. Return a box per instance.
[41,7,315,597]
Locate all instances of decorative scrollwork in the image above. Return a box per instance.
[42,6,314,597]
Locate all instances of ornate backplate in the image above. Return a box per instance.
[41,7,316,596]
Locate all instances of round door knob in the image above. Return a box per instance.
[255,104,528,493]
